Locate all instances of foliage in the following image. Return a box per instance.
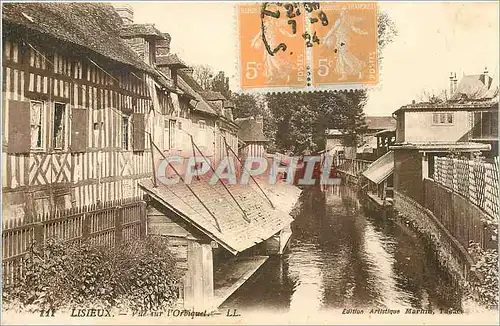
[265,91,368,154]
[211,71,232,99]
[3,236,181,314]
[192,65,231,99]
[465,242,499,309]
[192,64,214,90]
[418,89,449,103]
[377,10,398,52]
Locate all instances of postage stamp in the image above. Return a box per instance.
[236,2,379,93]
[311,2,378,87]
[237,2,307,89]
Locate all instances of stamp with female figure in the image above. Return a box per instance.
[237,2,378,92]
[312,2,378,86]
[237,3,307,90]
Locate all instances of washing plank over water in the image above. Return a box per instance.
[213,256,268,308]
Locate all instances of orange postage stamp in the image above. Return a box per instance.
[237,2,378,92]
[237,2,307,90]
[312,2,378,87]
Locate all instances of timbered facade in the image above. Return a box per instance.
[2,39,153,222]
[2,3,240,222]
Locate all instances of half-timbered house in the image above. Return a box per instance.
[2,3,165,221]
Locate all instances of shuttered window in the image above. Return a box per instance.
[8,100,31,153]
[70,108,88,152]
[132,113,145,151]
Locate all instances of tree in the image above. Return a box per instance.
[265,91,368,154]
[377,10,398,54]
[418,90,449,103]
[211,71,231,99]
[232,93,262,118]
[192,64,214,90]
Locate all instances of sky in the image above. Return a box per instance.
[128,1,499,116]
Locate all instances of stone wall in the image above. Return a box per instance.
[394,190,473,283]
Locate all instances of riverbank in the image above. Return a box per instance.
[361,189,498,312]
[222,185,473,315]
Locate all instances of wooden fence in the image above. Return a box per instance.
[424,178,497,251]
[336,157,372,177]
[433,157,499,219]
[2,197,147,284]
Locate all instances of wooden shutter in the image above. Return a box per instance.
[132,113,145,151]
[70,108,88,152]
[8,100,31,153]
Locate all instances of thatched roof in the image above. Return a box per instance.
[178,70,204,92]
[120,23,166,39]
[178,75,217,116]
[235,117,267,142]
[200,90,227,101]
[156,54,187,68]
[2,3,152,72]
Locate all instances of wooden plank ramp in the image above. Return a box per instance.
[213,255,268,308]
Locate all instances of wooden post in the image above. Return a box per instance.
[422,152,429,180]
[184,240,214,310]
[115,206,123,245]
[149,133,158,188]
[33,222,44,249]
[82,213,90,241]
[140,201,147,238]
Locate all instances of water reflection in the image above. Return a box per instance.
[221,185,462,313]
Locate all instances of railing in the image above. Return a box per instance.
[2,197,147,284]
[433,157,499,220]
[336,157,373,176]
[424,179,497,251]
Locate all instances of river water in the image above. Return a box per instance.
[221,185,463,314]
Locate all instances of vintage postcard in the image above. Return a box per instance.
[1,1,499,325]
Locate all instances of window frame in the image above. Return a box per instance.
[122,115,131,150]
[52,102,68,150]
[169,119,176,149]
[431,112,454,126]
[199,120,206,129]
[30,100,46,151]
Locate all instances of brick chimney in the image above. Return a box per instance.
[449,72,457,95]
[156,33,171,56]
[113,4,134,25]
